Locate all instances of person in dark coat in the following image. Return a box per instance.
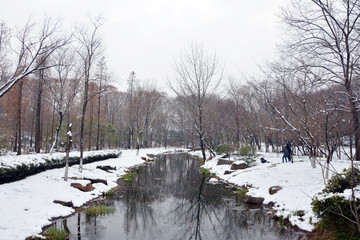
[282,143,291,163]
[286,143,292,163]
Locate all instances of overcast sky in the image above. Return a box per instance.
[1,0,287,91]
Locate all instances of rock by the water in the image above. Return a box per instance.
[269,185,283,195]
[230,161,248,170]
[141,156,154,162]
[53,200,74,208]
[209,178,218,183]
[266,211,274,217]
[244,196,264,205]
[70,183,95,192]
[84,177,107,186]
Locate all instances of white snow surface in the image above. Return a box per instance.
[203,151,358,232]
[0,148,182,240]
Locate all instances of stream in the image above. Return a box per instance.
[52,153,305,240]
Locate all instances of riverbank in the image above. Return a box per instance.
[0,148,183,240]
[201,151,356,234]
[44,152,302,240]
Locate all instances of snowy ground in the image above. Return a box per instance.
[202,151,358,232]
[0,148,182,240]
[2,148,357,239]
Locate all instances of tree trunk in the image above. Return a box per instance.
[88,101,94,151]
[13,123,18,152]
[50,112,63,153]
[17,80,24,155]
[96,93,101,150]
[64,124,72,181]
[353,113,360,161]
[79,77,89,172]
[35,76,43,153]
[50,101,55,149]
[199,134,206,161]
[79,96,88,173]
[350,134,353,160]
[345,80,360,161]
[136,133,141,155]
[30,111,34,148]
[17,80,23,155]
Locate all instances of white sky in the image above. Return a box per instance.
[0,0,288,92]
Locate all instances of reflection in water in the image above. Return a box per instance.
[53,154,305,240]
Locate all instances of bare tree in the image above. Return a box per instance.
[169,43,222,161]
[282,0,360,160]
[75,17,103,172]
[127,71,136,149]
[0,17,71,98]
[95,56,110,150]
[34,57,46,153]
[133,85,162,153]
[44,47,80,153]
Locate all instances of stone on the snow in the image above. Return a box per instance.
[70,183,95,192]
[96,165,116,172]
[269,185,283,195]
[224,170,234,175]
[53,200,74,208]
[84,177,108,186]
[230,161,248,170]
[244,196,264,205]
[217,158,234,165]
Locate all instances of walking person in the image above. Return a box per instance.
[286,143,292,163]
[282,143,291,163]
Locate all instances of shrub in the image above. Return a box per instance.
[216,144,234,155]
[201,168,211,178]
[121,172,137,183]
[235,188,248,198]
[311,167,360,239]
[239,145,256,157]
[237,145,257,167]
[323,168,360,194]
[44,227,68,240]
[105,189,115,198]
[86,205,115,217]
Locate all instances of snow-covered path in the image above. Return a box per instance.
[203,151,356,232]
[0,148,179,240]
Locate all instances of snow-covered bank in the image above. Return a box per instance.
[0,150,120,184]
[202,151,356,232]
[0,148,183,240]
[0,150,120,168]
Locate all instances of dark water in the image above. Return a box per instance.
[52,153,305,240]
